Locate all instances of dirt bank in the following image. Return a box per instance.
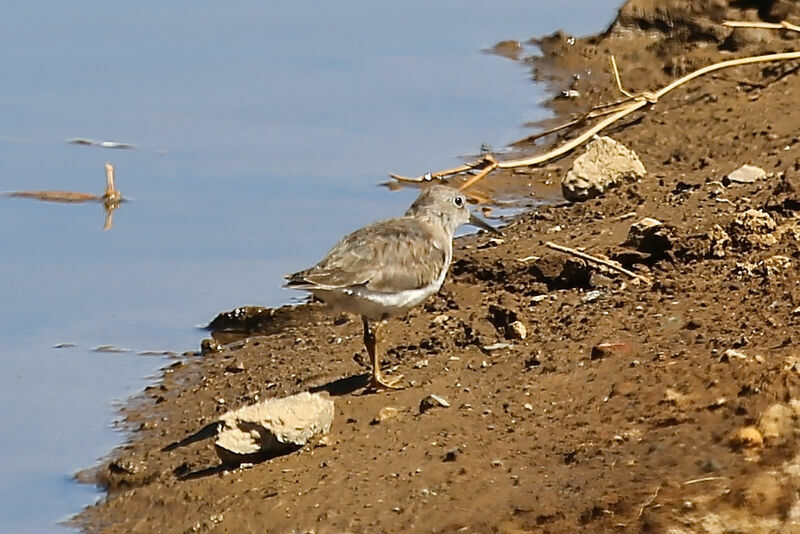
[75,1,800,532]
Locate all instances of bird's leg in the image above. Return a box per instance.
[362,317,403,391]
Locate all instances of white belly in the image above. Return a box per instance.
[313,268,447,320]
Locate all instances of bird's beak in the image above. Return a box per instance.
[469,212,502,235]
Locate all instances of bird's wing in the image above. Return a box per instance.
[285,217,447,292]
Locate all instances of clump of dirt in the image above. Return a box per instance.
[75,1,800,532]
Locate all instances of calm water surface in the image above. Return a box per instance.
[0,2,620,531]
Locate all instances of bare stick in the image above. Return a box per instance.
[545,241,651,284]
[391,49,800,189]
[390,162,476,183]
[102,163,122,231]
[105,163,115,195]
[723,20,800,33]
[683,476,726,486]
[510,103,630,147]
[610,56,634,99]
[103,208,115,231]
[636,486,660,520]
[459,155,498,191]
[505,51,800,170]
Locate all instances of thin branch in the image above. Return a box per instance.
[545,241,652,284]
[102,163,123,231]
[390,49,800,190]
[682,476,726,486]
[636,486,660,520]
[505,51,800,171]
[610,56,634,99]
[510,101,632,147]
[459,155,498,190]
[723,20,800,33]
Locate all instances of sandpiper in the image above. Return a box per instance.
[284,185,498,391]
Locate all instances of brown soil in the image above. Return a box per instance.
[75,1,800,532]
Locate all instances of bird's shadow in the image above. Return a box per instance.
[309,373,370,396]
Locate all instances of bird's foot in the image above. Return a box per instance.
[365,373,404,392]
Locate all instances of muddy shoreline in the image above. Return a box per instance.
[76,1,800,532]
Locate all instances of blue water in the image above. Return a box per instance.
[0,1,620,532]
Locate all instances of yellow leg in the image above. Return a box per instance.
[362,317,403,391]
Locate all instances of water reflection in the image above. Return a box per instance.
[5,163,125,230]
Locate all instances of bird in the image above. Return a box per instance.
[284,185,498,391]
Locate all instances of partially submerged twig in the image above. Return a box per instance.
[391,48,800,191]
[545,241,651,285]
[4,162,125,231]
[102,163,123,230]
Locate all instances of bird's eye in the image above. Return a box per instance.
[453,196,464,208]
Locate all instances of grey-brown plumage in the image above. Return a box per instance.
[285,185,497,390]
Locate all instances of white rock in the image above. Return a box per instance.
[420,394,450,413]
[215,391,334,463]
[758,403,796,445]
[508,320,527,340]
[726,164,766,184]
[561,136,646,202]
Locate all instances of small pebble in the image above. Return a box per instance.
[420,394,450,413]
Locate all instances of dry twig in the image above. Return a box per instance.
[102,163,123,230]
[545,241,651,285]
[723,20,800,33]
[4,162,124,231]
[390,49,800,191]
[636,486,660,520]
[682,476,726,486]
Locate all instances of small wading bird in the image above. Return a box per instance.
[285,185,499,391]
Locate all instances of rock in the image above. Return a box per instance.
[488,295,528,341]
[728,209,778,249]
[765,168,800,213]
[721,28,771,52]
[487,40,523,60]
[200,338,223,354]
[663,388,688,406]
[625,217,662,247]
[561,136,646,202]
[442,448,461,462]
[508,321,527,340]
[758,403,796,446]
[581,289,603,304]
[419,394,450,413]
[215,391,334,464]
[725,164,767,185]
[104,455,156,489]
[482,342,511,352]
[732,426,764,449]
[707,224,731,258]
[206,305,297,341]
[625,217,673,256]
[371,406,400,425]
[734,471,790,518]
[590,342,632,360]
[721,348,750,362]
[735,255,792,278]
[527,254,593,290]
